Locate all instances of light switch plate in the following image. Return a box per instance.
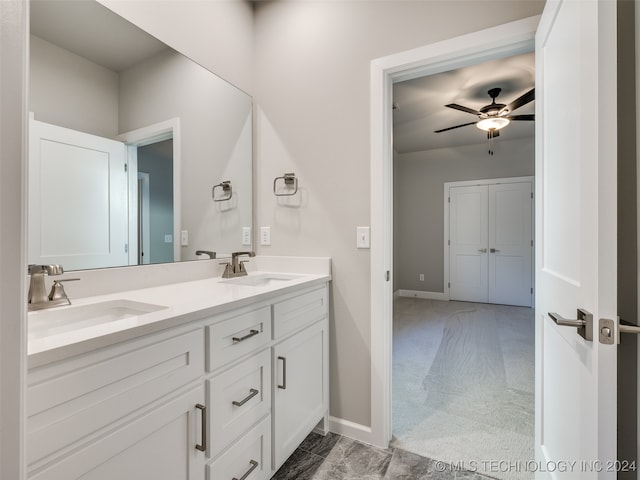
[180,230,189,246]
[357,226,370,249]
[260,226,271,246]
[242,227,252,246]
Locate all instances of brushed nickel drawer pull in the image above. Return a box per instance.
[232,329,259,343]
[233,460,259,480]
[277,356,287,389]
[195,404,207,452]
[232,388,259,407]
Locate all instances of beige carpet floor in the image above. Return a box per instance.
[391,298,535,480]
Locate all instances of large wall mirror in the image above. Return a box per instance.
[28,0,253,271]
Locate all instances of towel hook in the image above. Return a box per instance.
[273,173,298,197]
[212,181,233,202]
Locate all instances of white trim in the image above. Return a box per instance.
[398,290,446,301]
[370,16,539,449]
[118,118,181,263]
[328,416,373,445]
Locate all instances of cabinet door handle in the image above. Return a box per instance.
[277,356,287,390]
[232,388,259,407]
[232,329,259,343]
[232,460,259,480]
[195,404,207,452]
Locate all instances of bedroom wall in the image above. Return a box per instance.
[394,137,534,294]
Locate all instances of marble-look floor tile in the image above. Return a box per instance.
[271,448,325,480]
[299,432,341,458]
[316,437,393,479]
[383,449,494,480]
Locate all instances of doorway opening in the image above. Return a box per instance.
[390,52,535,478]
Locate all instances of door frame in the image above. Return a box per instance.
[369,16,539,448]
[118,118,181,264]
[444,176,534,305]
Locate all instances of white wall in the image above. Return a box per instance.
[394,137,534,294]
[0,1,26,479]
[29,35,119,138]
[98,0,254,95]
[253,0,545,428]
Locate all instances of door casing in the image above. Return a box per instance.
[368,16,539,449]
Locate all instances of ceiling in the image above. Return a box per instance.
[392,51,535,154]
[30,0,168,72]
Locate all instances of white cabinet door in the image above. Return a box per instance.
[449,185,489,303]
[30,385,206,480]
[488,182,533,307]
[29,119,129,270]
[272,319,328,471]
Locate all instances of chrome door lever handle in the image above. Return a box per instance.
[477,248,487,253]
[548,309,593,341]
[490,248,500,253]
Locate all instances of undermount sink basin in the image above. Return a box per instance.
[221,273,302,287]
[28,299,168,339]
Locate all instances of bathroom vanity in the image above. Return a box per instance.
[26,264,330,480]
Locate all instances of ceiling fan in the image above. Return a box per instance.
[434,87,535,139]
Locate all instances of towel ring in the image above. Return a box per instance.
[273,173,298,197]
[212,181,232,202]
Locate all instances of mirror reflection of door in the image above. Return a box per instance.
[135,139,174,265]
[137,172,150,265]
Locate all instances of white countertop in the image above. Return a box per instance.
[28,270,330,368]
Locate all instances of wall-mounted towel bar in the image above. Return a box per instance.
[273,173,298,196]
[212,181,233,202]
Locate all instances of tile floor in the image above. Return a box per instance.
[272,432,495,480]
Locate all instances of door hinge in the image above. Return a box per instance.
[531,240,533,247]
[448,239,450,246]
[124,243,128,253]
[531,192,533,199]
[385,270,390,282]
[448,197,450,203]
[531,287,533,294]
[124,163,128,172]
[448,282,450,288]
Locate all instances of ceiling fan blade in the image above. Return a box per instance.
[445,103,481,116]
[506,114,535,121]
[503,88,535,113]
[434,122,477,133]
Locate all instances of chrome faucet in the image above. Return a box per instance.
[221,251,255,278]
[28,264,79,311]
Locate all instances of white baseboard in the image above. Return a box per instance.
[328,416,376,446]
[398,289,446,301]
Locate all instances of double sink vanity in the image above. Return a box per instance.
[26,257,331,480]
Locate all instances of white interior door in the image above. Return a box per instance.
[29,119,128,270]
[449,185,489,303]
[535,1,617,478]
[488,182,533,307]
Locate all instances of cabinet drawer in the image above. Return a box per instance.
[207,415,271,480]
[209,349,271,457]
[26,328,204,468]
[273,286,328,340]
[207,306,271,372]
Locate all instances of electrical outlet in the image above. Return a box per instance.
[164,234,173,243]
[419,274,424,281]
[260,226,271,246]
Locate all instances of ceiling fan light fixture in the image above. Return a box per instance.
[476,117,510,131]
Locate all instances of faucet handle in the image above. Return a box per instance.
[48,278,79,303]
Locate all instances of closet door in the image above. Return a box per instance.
[488,182,533,307]
[449,185,488,303]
